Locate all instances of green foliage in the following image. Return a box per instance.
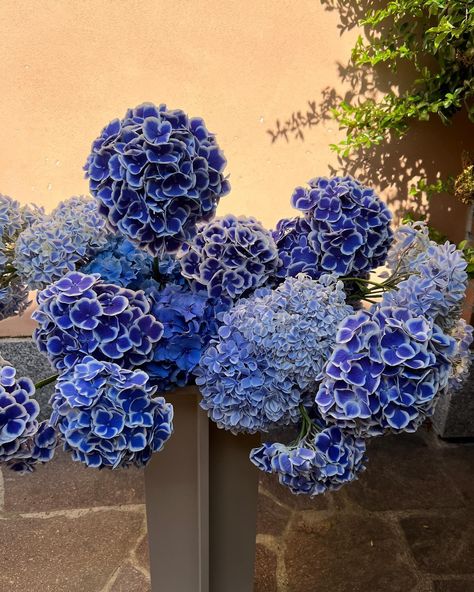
[330,1,474,157]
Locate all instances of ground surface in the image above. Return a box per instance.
[0,430,472,591]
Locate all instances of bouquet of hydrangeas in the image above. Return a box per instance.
[0,102,471,498]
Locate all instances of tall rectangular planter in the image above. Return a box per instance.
[144,387,260,592]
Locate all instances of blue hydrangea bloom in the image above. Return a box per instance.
[142,282,224,391]
[0,194,42,320]
[0,281,30,321]
[82,234,153,289]
[272,217,320,279]
[51,355,173,469]
[446,319,473,389]
[32,271,163,372]
[225,274,353,394]
[250,423,366,496]
[196,323,301,433]
[180,215,281,300]
[315,306,456,437]
[385,226,467,330]
[84,102,230,257]
[15,196,108,289]
[0,364,56,472]
[290,176,393,277]
[385,221,431,273]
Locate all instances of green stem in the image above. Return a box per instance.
[35,374,58,390]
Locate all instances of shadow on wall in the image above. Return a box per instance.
[266,0,472,243]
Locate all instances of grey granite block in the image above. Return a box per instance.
[0,337,55,419]
[433,356,474,439]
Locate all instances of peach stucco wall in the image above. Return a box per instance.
[0,0,471,336]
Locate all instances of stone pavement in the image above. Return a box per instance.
[0,429,472,591]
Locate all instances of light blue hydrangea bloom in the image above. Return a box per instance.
[446,318,473,389]
[15,196,109,289]
[226,274,353,393]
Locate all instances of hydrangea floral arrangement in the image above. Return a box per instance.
[0,102,472,500]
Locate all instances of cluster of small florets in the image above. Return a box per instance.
[84,102,230,257]
[196,323,301,433]
[143,283,224,391]
[180,214,281,301]
[315,306,455,436]
[225,274,352,393]
[51,356,173,468]
[287,176,393,278]
[0,194,42,320]
[385,223,467,329]
[250,423,366,496]
[0,365,57,473]
[82,234,153,289]
[33,271,163,372]
[271,217,319,279]
[15,196,108,289]
[446,319,473,389]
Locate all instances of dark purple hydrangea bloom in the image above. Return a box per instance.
[142,282,225,392]
[84,103,230,257]
[0,365,57,473]
[32,271,163,372]
[272,217,320,279]
[290,176,393,277]
[250,424,366,496]
[315,306,455,437]
[51,355,173,469]
[179,215,281,301]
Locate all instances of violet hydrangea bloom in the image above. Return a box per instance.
[250,424,366,496]
[0,365,57,473]
[226,274,353,394]
[196,323,301,433]
[315,306,455,437]
[51,355,173,469]
[82,234,153,289]
[84,102,230,257]
[15,196,108,289]
[290,176,393,277]
[32,271,163,372]
[143,282,225,391]
[180,214,281,300]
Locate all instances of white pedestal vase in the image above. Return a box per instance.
[144,387,260,592]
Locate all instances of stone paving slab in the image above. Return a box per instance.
[0,428,472,591]
[3,449,145,513]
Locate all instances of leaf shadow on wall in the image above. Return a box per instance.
[266,0,473,242]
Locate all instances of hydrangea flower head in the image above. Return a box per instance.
[272,217,320,279]
[196,324,301,433]
[32,271,163,371]
[84,102,230,256]
[290,176,392,277]
[142,282,225,391]
[226,274,353,393]
[446,319,473,389]
[51,355,173,468]
[385,224,467,329]
[0,281,30,321]
[179,214,280,300]
[315,305,455,436]
[0,364,57,472]
[250,422,366,496]
[15,196,108,289]
[82,234,153,289]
